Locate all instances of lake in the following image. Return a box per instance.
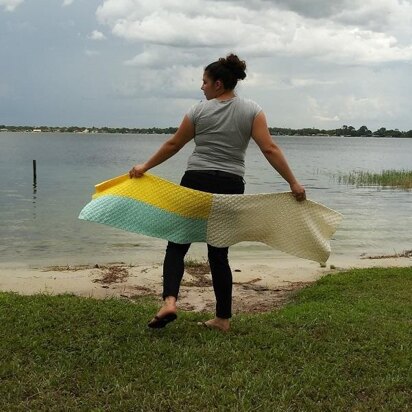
[0,132,411,266]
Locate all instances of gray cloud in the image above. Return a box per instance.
[261,0,355,18]
[97,0,412,65]
[0,0,24,11]
[88,29,106,40]
[1,0,411,130]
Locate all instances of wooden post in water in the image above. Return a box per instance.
[33,160,37,186]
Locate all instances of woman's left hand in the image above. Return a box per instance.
[290,182,306,202]
[129,164,147,178]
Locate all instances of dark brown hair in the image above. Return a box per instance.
[204,53,247,90]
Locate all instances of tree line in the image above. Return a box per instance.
[269,125,412,137]
[0,125,179,134]
[1,124,411,137]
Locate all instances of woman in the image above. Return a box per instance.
[129,54,306,331]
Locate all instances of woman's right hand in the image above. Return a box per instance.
[290,182,306,202]
[129,164,147,178]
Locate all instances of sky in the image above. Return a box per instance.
[1,0,412,130]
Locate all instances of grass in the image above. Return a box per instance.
[337,169,412,190]
[0,267,411,411]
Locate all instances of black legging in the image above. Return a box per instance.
[162,170,245,319]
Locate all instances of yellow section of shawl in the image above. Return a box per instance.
[92,173,213,219]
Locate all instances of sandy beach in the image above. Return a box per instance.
[1,251,410,314]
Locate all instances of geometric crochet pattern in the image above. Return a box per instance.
[79,173,343,264]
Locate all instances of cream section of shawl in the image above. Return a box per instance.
[206,193,343,263]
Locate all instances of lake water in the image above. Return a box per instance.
[0,132,411,266]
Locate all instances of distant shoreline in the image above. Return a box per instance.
[1,125,411,138]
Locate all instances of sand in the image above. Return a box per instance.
[0,251,410,314]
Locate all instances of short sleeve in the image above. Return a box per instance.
[250,100,262,118]
[186,102,201,125]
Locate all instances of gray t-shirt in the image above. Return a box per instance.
[186,96,262,177]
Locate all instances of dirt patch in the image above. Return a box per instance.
[120,285,156,300]
[182,262,264,289]
[92,265,130,284]
[177,280,311,314]
[38,262,313,313]
[42,262,131,272]
[233,281,311,313]
[185,261,210,276]
[233,282,312,313]
[43,263,133,285]
[182,261,212,287]
[42,264,95,272]
[234,278,263,288]
[361,250,412,259]
[181,272,212,287]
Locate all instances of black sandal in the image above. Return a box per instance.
[148,313,177,329]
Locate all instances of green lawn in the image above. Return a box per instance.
[0,267,411,411]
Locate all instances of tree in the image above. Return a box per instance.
[373,127,387,137]
[357,125,372,136]
[346,126,356,136]
[387,129,402,137]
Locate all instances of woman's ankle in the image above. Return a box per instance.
[215,316,230,323]
[162,296,177,312]
[164,296,176,305]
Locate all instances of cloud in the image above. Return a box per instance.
[113,64,201,99]
[92,0,412,131]
[282,26,412,64]
[124,47,203,67]
[96,0,412,65]
[257,0,410,29]
[2,0,410,130]
[338,95,396,121]
[260,0,356,19]
[265,0,412,45]
[306,93,397,126]
[314,114,341,122]
[85,49,100,56]
[307,96,340,123]
[88,30,106,40]
[287,78,337,88]
[0,0,23,11]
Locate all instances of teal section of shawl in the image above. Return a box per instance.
[79,195,207,244]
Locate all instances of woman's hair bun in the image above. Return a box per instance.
[219,53,247,80]
[204,53,247,89]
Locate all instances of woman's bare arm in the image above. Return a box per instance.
[251,111,306,201]
[129,115,195,177]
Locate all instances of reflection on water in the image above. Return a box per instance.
[0,132,411,265]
